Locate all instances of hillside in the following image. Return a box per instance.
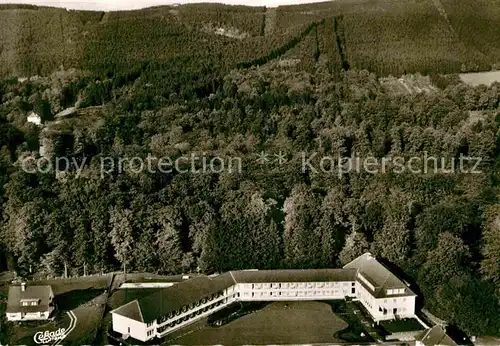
[1,1,500,343]
[1,0,500,79]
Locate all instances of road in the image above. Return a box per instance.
[51,311,77,346]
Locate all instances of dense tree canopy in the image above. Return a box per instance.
[0,56,499,338]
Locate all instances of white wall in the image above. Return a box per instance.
[7,310,51,321]
[27,115,41,125]
[112,313,148,342]
[112,278,417,341]
[6,312,22,321]
[370,295,416,321]
[238,281,356,302]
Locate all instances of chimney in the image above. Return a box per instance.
[21,282,26,292]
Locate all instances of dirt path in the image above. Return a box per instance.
[264,7,277,36]
[432,0,457,38]
[99,12,110,25]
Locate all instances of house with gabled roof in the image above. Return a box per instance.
[110,252,418,342]
[343,252,417,321]
[6,282,55,321]
[416,325,459,346]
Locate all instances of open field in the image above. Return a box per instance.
[33,274,111,295]
[171,301,348,345]
[459,71,500,86]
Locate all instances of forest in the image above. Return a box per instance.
[0,0,499,341]
[1,0,500,78]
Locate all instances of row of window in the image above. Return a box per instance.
[386,288,405,295]
[379,307,406,314]
[251,282,354,289]
[156,291,226,324]
[383,297,407,303]
[156,298,232,334]
[248,288,355,297]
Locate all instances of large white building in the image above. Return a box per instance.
[110,252,417,342]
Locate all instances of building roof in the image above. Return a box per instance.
[343,253,416,298]
[111,300,144,323]
[27,111,40,118]
[230,268,357,283]
[416,325,458,346]
[111,273,236,323]
[111,253,414,324]
[6,285,53,314]
[111,269,358,323]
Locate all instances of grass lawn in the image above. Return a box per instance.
[170,301,348,345]
[34,274,111,295]
[64,292,108,345]
[3,275,110,346]
[459,71,500,86]
[380,318,426,333]
[10,311,71,345]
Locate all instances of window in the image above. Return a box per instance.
[21,299,38,306]
[351,287,355,294]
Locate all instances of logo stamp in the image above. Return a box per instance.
[34,328,66,344]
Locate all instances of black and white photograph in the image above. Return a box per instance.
[0,0,499,344]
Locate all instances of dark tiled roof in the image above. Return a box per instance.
[6,285,53,313]
[230,268,357,283]
[343,253,416,298]
[112,273,236,323]
[111,253,414,323]
[416,325,458,346]
[111,300,144,323]
[111,269,358,323]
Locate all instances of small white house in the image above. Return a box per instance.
[416,325,458,346]
[6,283,55,321]
[27,112,42,126]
